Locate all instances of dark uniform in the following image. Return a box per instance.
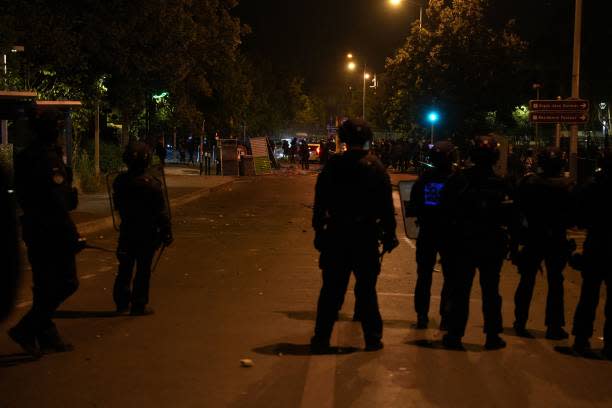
[113,144,172,315]
[10,114,81,356]
[440,136,510,350]
[571,151,612,358]
[407,142,454,329]
[311,119,397,352]
[0,167,20,322]
[513,149,573,339]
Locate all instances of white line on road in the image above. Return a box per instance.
[301,331,338,408]
[403,237,416,249]
[81,274,97,280]
[16,301,32,309]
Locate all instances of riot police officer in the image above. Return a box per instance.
[406,141,455,329]
[310,119,398,353]
[512,147,574,340]
[0,166,19,323]
[440,135,510,350]
[9,111,82,356]
[570,149,612,359]
[113,143,172,315]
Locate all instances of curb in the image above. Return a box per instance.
[77,179,235,236]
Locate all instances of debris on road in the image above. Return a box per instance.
[240,359,254,367]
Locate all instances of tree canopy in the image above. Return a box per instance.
[379,0,528,142]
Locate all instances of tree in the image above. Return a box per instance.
[382,0,528,144]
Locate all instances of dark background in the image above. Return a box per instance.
[235,0,612,102]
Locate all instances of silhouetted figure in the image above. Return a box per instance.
[300,139,310,170]
[440,136,510,350]
[512,147,574,340]
[311,119,398,353]
[9,112,83,357]
[154,136,167,166]
[0,166,19,323]
[406,141,455,329]
[570,149,612,359]
[113,143,173,315]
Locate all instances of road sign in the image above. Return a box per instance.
[529,99,589,111]
[530,112,588,124]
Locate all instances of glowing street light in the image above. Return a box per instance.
[388,0,423,31]
[347,61,357,71]
[347,53,353,59]
[427,111,439,145]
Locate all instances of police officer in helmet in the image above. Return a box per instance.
[440,135,510,350]
[407,141,455,329]
[311,119,398,353]
[512,146,574,340]
[570,149,612,359]
[113,142,172,315]
[9,110,82,357]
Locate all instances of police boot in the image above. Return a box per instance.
[8,327,41,358]
[364,339,384,352]
[310,336,331,355]
[442,333,464,350]
[130,305,154,316]
[546,326,569,340]
[485,334,507,350]
[37,326,74,354]
[416,315,429,330]
[513,322,535,339]
[571,336,591,355]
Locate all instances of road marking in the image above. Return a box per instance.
[301,331,338,408]
[81,274,97,280]
[403,237,416,249]
[16,301,32,309]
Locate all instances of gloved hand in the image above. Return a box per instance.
[382,235,399,254]
[314,230,329,252]
[162,233,174,247]
[74,236,87,254]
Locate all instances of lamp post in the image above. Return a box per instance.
[2,45,24,146]
[346,54,374,121]
[427,111,439,145]
[388,0,423,30]
[532,83,542,147]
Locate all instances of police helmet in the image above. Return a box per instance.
[123,142,151,171]
[469,135,500,167]
[428,141,455,170]
[30,110,63,143]
[338,119,373,147]
[537,146,565,177]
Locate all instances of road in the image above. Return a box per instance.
[1,173,611,408]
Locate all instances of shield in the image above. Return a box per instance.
[398,180,419,240]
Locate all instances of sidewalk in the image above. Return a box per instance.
[73,165,234,235]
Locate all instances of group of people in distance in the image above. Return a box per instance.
[310,118,610,358]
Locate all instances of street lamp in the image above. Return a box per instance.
[346,54,376,121]
[427,111,439,145]
[388,0,423,30]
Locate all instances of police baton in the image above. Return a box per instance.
[151,244,167,274]
[83,243,115,254]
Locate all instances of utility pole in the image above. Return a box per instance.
[94,102,100,176]
[570,0,583,178]
[362,64,367,121]
[555,96,562,148]
[533,83,542,147]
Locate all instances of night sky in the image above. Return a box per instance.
[235,1,612,101]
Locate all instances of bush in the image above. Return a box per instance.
[74,149,103,193]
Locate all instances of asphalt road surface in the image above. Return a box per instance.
[1,173,611,408]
